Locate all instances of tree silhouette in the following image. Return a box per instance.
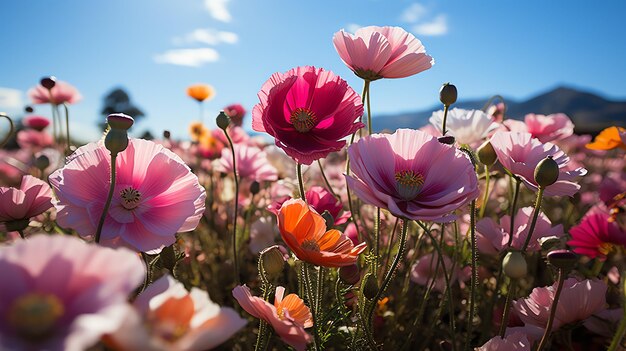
[99,88,145,130]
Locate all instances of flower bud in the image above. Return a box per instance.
[40,76,56,90]
[216,111,231,130]
[534,156,559,187]
[547,249,577,272]
[249,181,261,195]
[107,113,134,131]
[321,210,335,229]
[503,251,527,279]
[104,129,129,156]
[339,264,360,285]
[362,273,379,300]
[477,141,498,167]
[34,154,50,171]
[163,130,171,139]
[439,83,457,106]
[24,106,34,113]
[260,245,288,279]
[539,236,562,251]
[438,135,456,145]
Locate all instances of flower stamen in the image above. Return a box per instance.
[120,187,141,210]
[290,108,318,133]
[395,170,425,200]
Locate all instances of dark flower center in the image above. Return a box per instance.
[120,187,141,210]
[395,170,425,200]
[290,107,318,133]
[8,293,64,341]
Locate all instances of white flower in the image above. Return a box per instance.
[429,108,499,146]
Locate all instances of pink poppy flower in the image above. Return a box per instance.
[567,208,626,260]
[476,206,564,254]
[224,103,247,126]
[332,26,434,80]
[490,131,587,197]
[0,175,53,231]
[28,81,82,105]
[232,285,312,351]
[268,186,350,226]
[23,115,50,131]
[477,332,531,351]
[512,278,607,331]
[17,129,54,150]
[50,139,206,253]
[216,143,278,182]
[410,253,460,292]
[106,275,246,351]
[0,234,144,351]
[524,113,574,143]
[345,129,480,222]
[249,216,278,254]
[252,66,364,165]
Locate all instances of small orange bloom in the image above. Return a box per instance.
[586,126,626,150]
[277,198,366,267]
[188,121,208,142]
[186,84,215,102]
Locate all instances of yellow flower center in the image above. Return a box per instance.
[395,170,425,200]
[599,242,617,256]
[8,293,64,340]
[290,108,318,133]
[120,187,141,210]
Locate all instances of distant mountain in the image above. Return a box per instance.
[375,86,626,134]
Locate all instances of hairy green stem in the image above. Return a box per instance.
[466,200,478,349]
[95,154,117,243]
[224,128,240,284]
[479,165,491,218]
[442,104,450,135]
[536,269,565,351]
[520,187,545,252]
[507,178,521,246]
[62,103,71,155]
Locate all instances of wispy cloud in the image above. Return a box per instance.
[153,48,220,67]
[412,15,448,36]
[400,3,427,23]
[204,0,231,22]
[173,28,238,46]
[345,23,363,33]
[0,87,23,112]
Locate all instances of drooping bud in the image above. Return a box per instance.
[503,251,527,279]
[107,113,134,131]
[339,264,360,285]
[438,135,456,145]
[249,181,260,195]
[534,156,559,187]
[34,154,50,171]
[477,141,498,167]
[216,111,231,130]
[547,249,577,272]
[362,273,379,300]
[439,82,457,106]
[259,245,288,279]
[40,76,57,90]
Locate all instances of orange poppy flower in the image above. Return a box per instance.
[277,198,366,267]
[188,121,208,141]
[586,126,626,150]
[186,84,215,102]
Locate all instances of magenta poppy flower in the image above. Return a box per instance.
[333,26,434,80]
[567,208,626,260]
[28,81,82,105]
[23,115,50,131]
[0,234,144,350]
[513,278,607,331]
[524,113,574,143]
[107,275,246,351]
[476,206,564,254]
[216,143,278,182]
[490,131,587,197]
[17,129,54,150]
[233,285,312,351]
[50,139,206,253]
[268,186,350,226]
[224,103,247,126]
[252,66,364,165]
[0,175,53,231]
[345,129,480,222]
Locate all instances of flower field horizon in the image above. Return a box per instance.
[1,18,626,351]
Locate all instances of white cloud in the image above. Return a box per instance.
[401,3,427,23]
[0,88,23,112]
[173,28,238,46]
[345,23,362,33]
[412,15,448,36]
[204,0,231,22]
[153,48,220,67]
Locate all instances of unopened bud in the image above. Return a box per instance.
[250,181,260,195]
[503,251,527,279]
[539,236,562,251]
[339,264,360,285]
[107,113,134,131]
[439,83,457,106]
[104,129,129,155]
[362,273,379,300]
[438,135,456,145]
[547,249,577,272]
[534,156,559,187]
[24,106,34,113]
[163,130,171,139]
[260,245,288,279]
[321,210,335,229]
[216,111,231,130]
[477,141,498,167]
[34,154,50,170]
[40,76,57,90]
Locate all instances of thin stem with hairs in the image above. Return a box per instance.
[95,155,117,243]
[223,128,241,284]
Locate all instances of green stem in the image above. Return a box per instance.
[17,230,25,239]
[317,159,338,198]
[224,128,240,284]
[442,104,450,135]
[0,113,15,148]
[303,263,321,350]
[536,269,565,351]
[374,207,381,271]
[62,103,71,155]
[315,267,324,341]
[608,307,626,351]
[507,178,521,246]
[479,165,490,218]
[95,154,117,243]
[466,200,478,349]
[365,80,372,135]
[520,187,545,252]
[296,163,306,202]
[498,282,515,337]
[383,217,400,272]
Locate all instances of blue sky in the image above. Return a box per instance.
[1,0,625,141]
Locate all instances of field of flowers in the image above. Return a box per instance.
[0,26,625,351]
